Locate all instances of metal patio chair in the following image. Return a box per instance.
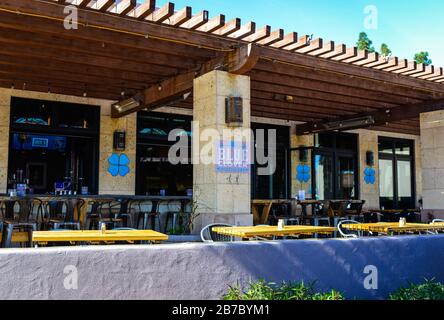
[200,223,233,242]
[337,220,364,239]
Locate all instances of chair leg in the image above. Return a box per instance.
[1,224,13,248]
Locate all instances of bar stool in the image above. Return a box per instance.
[163,200,184,234]
[136,200,162,231]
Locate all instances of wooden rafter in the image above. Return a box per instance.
[296,98,444,135]
[111,44,260,117]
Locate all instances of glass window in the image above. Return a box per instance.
[315,154,334,200]
[397,160,412,197]
[378,140,394,154]
[395,141,411,156]
[315,134,334,148]
[11,101,51,127]
[379,159,394,197]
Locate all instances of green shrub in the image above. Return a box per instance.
[223,279,344,300]
[389,280,444,300]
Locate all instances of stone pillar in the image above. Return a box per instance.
[420,110,444,220]
[357,130,379,209]
[193,70,252,231]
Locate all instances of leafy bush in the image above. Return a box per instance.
[223,280,344,300]
[389,280,444,300]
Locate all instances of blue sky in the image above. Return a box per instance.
[155,0,444,67]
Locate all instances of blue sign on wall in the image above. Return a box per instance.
[216,140,250,173]
[108,153,130,177]
[364,167,376,185]
[296,164,310,183]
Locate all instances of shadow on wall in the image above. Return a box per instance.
[0,236,443,300]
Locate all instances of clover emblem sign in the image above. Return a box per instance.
[364,167,376,185]
[108,153,130,177]
[296,164,310,183]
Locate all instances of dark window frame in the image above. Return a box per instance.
[378,136,416,209]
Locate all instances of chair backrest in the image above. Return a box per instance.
[200,223,233,242]
[348,200,366,213]
[46,200,66,219]
[327,200,347,217]
[337,220,361,238]
[1,199,17,220]
[64,198,85,222]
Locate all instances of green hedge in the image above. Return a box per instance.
[223,280,344,300]
[389,280,444,300]
[223,279,444,300]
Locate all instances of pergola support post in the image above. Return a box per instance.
[192,70,253,233]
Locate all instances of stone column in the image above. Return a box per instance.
[192,70,252,231]
[420,110,444,220]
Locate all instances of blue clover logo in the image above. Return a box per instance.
[364,167,376,185]
[296,164,310,183]
[108,153,130,177]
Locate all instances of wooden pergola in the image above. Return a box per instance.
[1,0,444,135]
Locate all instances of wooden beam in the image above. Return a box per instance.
[332,47,358,62]
[270,32,297,49]
[129,0,156,19]
[163,6,192,26]
[196,14,225,33]
[212,18,241,36]
[228,21,256,40]
[257,29,284,46]
[111,0,137,16]
[94,0,115,12]
[112,44,260,117]
[353,52,379,66]
[308,40,334,57]
[296,98,444,135]
[180,10,209,30]
[320,44,346,59]
[256,46,444,93]
[296,38,323,54]
[281,35,311,51]
[242,25,271,43]
[146,2,175,23]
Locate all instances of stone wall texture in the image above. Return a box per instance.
[0,235,443,300]
[420,110,444,219]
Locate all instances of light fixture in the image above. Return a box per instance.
[83,91,87,97]
[11,83,14,89]
[323,116,375,131]
[112,93,144,113]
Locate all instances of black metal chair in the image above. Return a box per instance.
[136,200,162,231]
[0,198,38,248]
[43,198,84,230]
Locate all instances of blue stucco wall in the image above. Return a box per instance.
[0,235,443,300]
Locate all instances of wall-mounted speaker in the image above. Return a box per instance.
[113,131,126,151]
[366,151,374,166]
[299,149,308,163]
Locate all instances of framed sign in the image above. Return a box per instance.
[216,140,250,173]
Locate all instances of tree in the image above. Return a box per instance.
[414,51,432,66]
[380,43,392,57]
[356,32,375,52]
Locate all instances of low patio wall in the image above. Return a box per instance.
[1,235,444,300]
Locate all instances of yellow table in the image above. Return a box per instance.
[213,225,336,239]
[342,222,444,234]
[32,229,168,245]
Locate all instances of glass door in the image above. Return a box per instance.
[337,154,357,200]
[378,138,415,209]
[314,152,334,200]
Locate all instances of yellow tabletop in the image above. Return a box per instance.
[32,229,168,244]
[342,222,444,234]
[212,225,336,239]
